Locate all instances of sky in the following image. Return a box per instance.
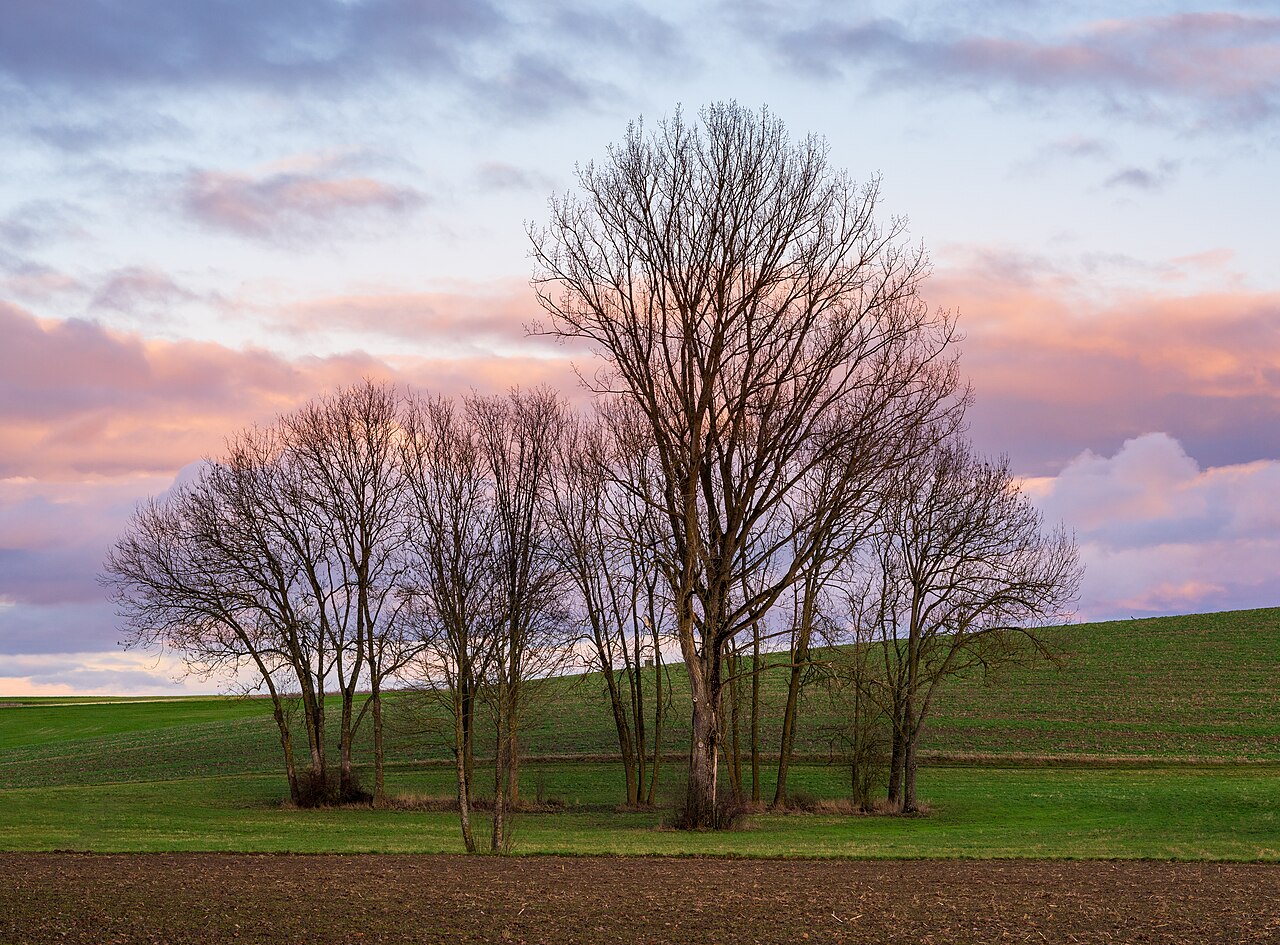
[2,0,1278,695]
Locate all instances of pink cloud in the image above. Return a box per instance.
[89,266,198,314]
[183,164,425,240]
[0,301,573,480]
[929,254,1280,471]
[264,281,596,360]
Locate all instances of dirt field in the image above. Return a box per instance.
[3,854,1277,944]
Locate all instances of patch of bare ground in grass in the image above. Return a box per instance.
[3,854,1279,944]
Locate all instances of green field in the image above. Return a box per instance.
[1,608,1277,858]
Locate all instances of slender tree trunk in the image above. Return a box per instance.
[491,687,508,853]
[461,679,475,805]
[453,699,476,854]
[750,622,761,806]
[603,664,639,805]
[727,650,744,803]
[371,685,385,807]
[632,622,647,806]
[270,700,300,805]
[646,642,665,806]
[773,633,810,806]
[505,706,520,807]
[339,689,356,797]
[774,577,818,808]
[887,698,905,807]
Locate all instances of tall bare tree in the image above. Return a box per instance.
[550,410,672,806]
[400,392,499,852]
[859,436,1083,812]
[282,380,413,806]
[471,387,570,852]
[531,102,960,826]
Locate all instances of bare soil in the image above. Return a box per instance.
[3,854,1277,944]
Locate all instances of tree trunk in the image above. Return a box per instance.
[726,650,743,803]
[631,623,647,806]
[646,640,665,806]
[301,684,326,799]
[505,711,520,807]
[750,623,761,806]
[886,698,905,808]
[491,691,508,854]
[371,687,385,807]
[461,679,475,805]
[603,663,639,805]
[270,701,300,805]
[684,644,723,828]
[453,703,476,854]
[339,690,355,797]
[774,580,816,809]
[686,692,719,828]
[903,716,920,814]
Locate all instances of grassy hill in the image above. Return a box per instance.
[1,607,1277,793]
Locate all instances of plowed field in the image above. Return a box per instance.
[3,854,1277,944]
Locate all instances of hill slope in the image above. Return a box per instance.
[1,607,1276,790]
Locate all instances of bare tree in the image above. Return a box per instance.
[104,431,337,804]
[470,387,571,852]
[549,410,676,807]
[400,392,499,852]
[282,380,414,806]
[531,102,960,827]
[817,614,886,811]
[859,436,1083,813]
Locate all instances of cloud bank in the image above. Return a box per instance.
[761,11,1280,129]
[1028,433,1280,620]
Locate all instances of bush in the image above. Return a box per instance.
[781,788,819,812]
[291,769,373,808]
[667,788,756,831]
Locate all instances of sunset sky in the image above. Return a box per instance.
[2,1,1278,695]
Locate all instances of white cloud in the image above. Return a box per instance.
[1030,432,1280,619]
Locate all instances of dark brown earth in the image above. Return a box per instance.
[3,854,1278,944]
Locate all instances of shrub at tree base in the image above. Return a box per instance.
[290,770,373,808]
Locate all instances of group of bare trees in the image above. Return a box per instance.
[105,384,413,807]
[105,384,571,851]
[106,101,1082,839]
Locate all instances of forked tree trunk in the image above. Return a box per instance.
[301,686,326,799]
